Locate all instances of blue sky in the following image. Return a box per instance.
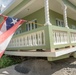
[0,0,13,6]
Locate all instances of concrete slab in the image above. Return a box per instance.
[0,65,24,75]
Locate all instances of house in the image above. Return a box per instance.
[1,0,76,61]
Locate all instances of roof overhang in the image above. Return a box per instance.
[68,0,76,6]
[2,0,76,21]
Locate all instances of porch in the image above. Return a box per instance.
[6,25,76,58]
[5,0,76,61]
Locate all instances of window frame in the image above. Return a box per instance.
[26,19,37,31]
[72,25,76,29]
[56,18,64,27]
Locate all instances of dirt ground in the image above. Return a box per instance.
[0,57,76,75]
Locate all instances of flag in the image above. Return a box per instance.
[0,15,25,58]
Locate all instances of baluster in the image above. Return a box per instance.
[73,34,74,43]
[71,33,73,43]
[57,32,60,44]
[65,33,67,43]
[34,33,36,45]
[25,36,27,46]
[27,36,29,46]
[18,38,20,47]
[43,31,45,45]
[35,33,37,46]
[36,33,38,45]
[63,33,65,43]
[19,38,21,46]
[17,38,18,47]
[32,33,35,45]
[39,32,42,45]
[12,39,14,47]
[30,35,32,46]
[55,32,57,44]
[38,32,41,45]
[23,37,25,46]
[20,37,22,46]
[14,39,15,47]
[42,31,45,45]
[31,35,33,46]
[15,38,16,47]
[53,31,56,44]
[60,32,62,44]
[22,37,24,46]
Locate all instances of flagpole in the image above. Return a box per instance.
[0,14,7,17]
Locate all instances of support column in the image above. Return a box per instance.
[62,3,69,28]
[44,0,52,25]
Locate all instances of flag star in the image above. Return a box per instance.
[11,19,18,24]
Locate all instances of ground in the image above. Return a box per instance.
[0,57,76,75]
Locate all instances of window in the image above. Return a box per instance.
[14,27,22,35]
[72,25,76,29]
[56,19,64,27]
[26,19,37,31]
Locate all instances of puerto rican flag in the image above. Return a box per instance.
[0,15,25,58]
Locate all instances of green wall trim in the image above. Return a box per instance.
[49,9,76,28]
[7,24,76,51]
[18,9,76,34]
[7,25,50,50]
[47,54,70,61]
[47,25,76,50]
[62,0,76,10]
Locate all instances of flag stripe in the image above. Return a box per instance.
[0,34,14,58]
[0,34,14,51]
[0,20,22,44]
[0,17,7,29]
[0,15,25,58]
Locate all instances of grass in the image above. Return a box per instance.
[0,55,23,68]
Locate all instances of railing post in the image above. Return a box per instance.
[62,3,69,28]
[44,0,52,25]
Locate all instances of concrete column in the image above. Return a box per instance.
[62,3,69,28]
[44,0,52,25]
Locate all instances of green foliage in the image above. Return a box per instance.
[0,55,22,68]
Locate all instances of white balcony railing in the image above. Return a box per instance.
[53,30,68,45]
[71,32,76,43]
[8,30,45,48]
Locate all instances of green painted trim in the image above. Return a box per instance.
[7,45,46,50]
[62,0,76,10]
[52,25,68,31]
[48,25,55,51]
[49,9,76,29]
[48,25,76,50]
[7,25,50,50]
[48,25,69,50]
[7,25,76,51]
[47,54,70,61]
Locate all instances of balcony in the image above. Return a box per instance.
[5,25,76,57]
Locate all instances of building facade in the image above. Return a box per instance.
[1,0,76,61]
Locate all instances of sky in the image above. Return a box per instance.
[0,0,13,12]
[0,0,13,6]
